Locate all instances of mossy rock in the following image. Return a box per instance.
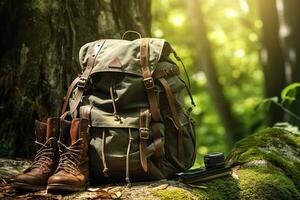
[0,128,299,199]
[151,128,300,200]
[228,127,300,193]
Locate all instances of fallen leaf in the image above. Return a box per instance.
[186,184,208,190]
[87,187,102,192]
[152,183,169,190]
[111,191,122,199]
[88,188,122,200]
[231,166,240,180]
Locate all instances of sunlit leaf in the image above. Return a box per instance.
[281,82,300,104]
[255,97,278,111]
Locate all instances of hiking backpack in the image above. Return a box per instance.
[61,35,196,184]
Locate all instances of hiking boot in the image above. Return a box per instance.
[12,118,60,191]
[47,118,89,192]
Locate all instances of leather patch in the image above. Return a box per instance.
[108,57,122,68]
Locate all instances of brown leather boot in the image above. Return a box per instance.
[47,118,89,192]
[12,118,60,191]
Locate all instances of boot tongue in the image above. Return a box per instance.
[70,119,81,145]
[35,120,47,143]
[46,118,59,140]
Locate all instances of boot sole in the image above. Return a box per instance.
[47,183,87,193]
[12,182,46,191]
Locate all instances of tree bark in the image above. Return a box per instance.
[276,0,300,125]
[187,0,244,148]
[258,0,286,126]
[0,0,151,158]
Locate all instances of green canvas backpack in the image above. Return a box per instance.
[61,35,196,185]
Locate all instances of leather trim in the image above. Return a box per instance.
[61,76,80,115]
[139,109,150,172]
[140,38,160,121]
[140,38,165,167]
[159,78,184,162]
[69,40,106,114]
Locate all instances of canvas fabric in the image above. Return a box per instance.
[67,38,196,184]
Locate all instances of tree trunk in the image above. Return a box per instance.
[187,0,244,148]
[0,0,151,158]
[276,0,300,125]
[258,0,286,126]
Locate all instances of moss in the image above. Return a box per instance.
[27,0,50,13]
[152,187,201,200]
[153,127,300,199]
[238,167,300,200]
[228,128,300,191]
[191,166,299,200]
[198,176,240,200]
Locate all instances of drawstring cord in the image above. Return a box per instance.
[179,77,196,107]
[109,80,122,123]
[125,128,133,187]
[173,51,196,108]
[101,128,109,177]
[173,51,191,88]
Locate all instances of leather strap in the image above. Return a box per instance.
[139,109,150,172]
[139,38,164,165]
[61,76,80,114]
[60,111,70,120]
[69,40,106,114]
[80,105,92,120]
[140,38,160,122]
[159,78,184,161]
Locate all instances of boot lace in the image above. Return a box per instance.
[55,139,83,175]
[27,137,56,171]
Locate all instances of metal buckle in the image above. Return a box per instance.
[139,128,149,140]
[143,77,154,89]
[77,76,88,89]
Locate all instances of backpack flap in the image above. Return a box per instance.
[79,38,174,76]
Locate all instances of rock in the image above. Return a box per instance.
[0,159,30,181]
[0,128,299,199]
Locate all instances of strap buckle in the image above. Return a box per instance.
[139,128,149,140]
[77,76,88,90]
[143,77,154,89]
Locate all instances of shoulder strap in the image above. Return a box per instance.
[139,38,165,171]
[61,76,80,114]
[140,38,160,122]
[159,78,184,162]
[68,40,106,114]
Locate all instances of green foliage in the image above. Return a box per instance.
[256,96,278,111]
[257,83,300,122]
[152,0,265,166]
[281,82,300,104]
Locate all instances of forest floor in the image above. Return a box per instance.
[0,128,300,199]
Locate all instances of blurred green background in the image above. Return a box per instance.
[1,0,300,163]
[152,0,300,167]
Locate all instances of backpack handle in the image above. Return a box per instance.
[122,30,142,40]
